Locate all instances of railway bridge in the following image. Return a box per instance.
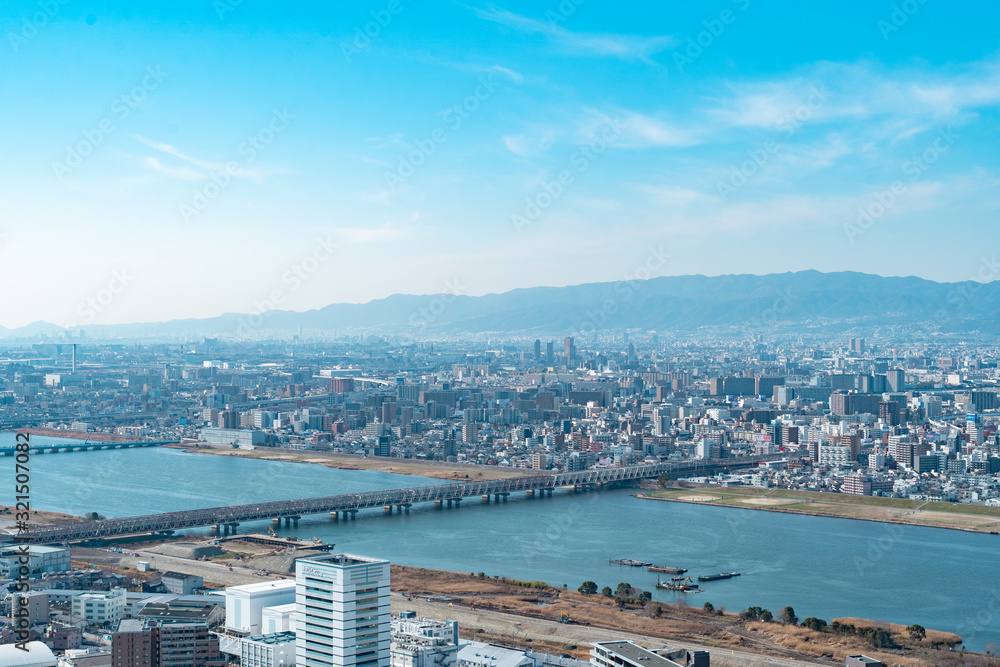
[25,455,780,544]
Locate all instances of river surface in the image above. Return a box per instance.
[3,436,998,652]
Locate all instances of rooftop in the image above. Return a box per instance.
[298,552,389,568]
[245,631,297,645]
[593,642,684,667]
[225,579,296,594]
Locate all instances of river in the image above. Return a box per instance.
[3,437,998,652]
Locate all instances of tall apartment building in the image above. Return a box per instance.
[112,620,225,667]
[296,554,391,667]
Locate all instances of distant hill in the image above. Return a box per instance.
[5,271,1000,339]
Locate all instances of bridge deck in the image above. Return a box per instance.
[24,456,777,543]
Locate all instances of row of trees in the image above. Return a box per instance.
[578,581,653,605]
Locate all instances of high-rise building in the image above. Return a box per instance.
[533,339,541,360]
[849,337,866,355]
[886,369,905,392]
[564,337,575,366]
[545,341,554,365]
[295,554,391,667]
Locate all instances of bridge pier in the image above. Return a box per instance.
[222,524,230,536]
[228,523,239,534]
[384,505,393,514]
[292,517,299,528]
[348,510,357,520]
[399,503,410,514]
[272,518,281,527]
[545,488,553,497]
[210,525,219,536]
[330,512,338,521]
[434,500,443,509]
[453,498,461,508]
[482,494,490,503]
[446,499,453,508]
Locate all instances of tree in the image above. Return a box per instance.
[781,606,798,625]
[907,624,926,642]
[615,582,632,597]
[760,610,774,622]
[578,581,598,595]
[864,627,895,649]
[802,617,827,632]
[652,604,663,618]
[601,586,613,598]
[703,602,715,613]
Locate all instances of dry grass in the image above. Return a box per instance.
[175,445,541,481]
[643,487,1000,534]
[391,565,1000,665]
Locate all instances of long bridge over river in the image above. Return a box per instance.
[25,455,781,544]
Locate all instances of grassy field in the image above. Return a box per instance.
[171,444,543,481]
[640,486,1000,533]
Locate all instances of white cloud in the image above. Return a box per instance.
[474,7,674,63]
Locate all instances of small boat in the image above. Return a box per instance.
[697,572,741,582]
[655,576,702,593]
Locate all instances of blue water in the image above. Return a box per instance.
[2,438,998,652]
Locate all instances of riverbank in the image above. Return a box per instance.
[637,486,1000,535]
[389,565,969,667]
[165,443,543,481]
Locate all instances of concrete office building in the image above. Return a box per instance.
[225,580,297,636]
[390,613,459,667]
[590,641,708,667]
[295,553,391,667]
[199,427,265,448]
[73,587,127,626]
[240,631,297,667]
[0,545,71,578]
[262,603,298,634]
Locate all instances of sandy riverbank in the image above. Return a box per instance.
[638,487,1000,535]
[166,443,542,481]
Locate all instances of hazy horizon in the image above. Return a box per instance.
[2,1,999,328]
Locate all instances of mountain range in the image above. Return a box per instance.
[4,271,999,340]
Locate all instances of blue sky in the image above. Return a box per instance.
[1,0,999,327]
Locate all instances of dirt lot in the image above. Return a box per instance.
[171,444,543,481]
[0,506,82,529]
